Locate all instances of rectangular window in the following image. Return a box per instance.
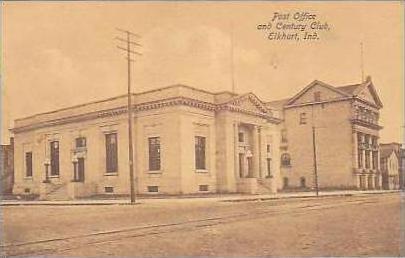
[281,129,287,143]
[266,158,271,177]
[199,185,209,192]
[50,141,60,176]
[25,152,33,177]
[195,136,206,170]
[371,136,377,148]
[283,177,289,188]
[300,177,306,188]
[148,137,161,171]
[238,132,244,142]
[299,113,307,125]
[314,91,321,102]
[78,158,85,182]
[147,186,159,193]
[266,144,271,153]
[105,133,118,173]
[364,135,370,148]
[75,137,86,148]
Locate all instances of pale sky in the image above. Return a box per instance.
[1,1,404,144]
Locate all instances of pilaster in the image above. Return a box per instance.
[252,125,260,178]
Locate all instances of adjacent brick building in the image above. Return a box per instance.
[268,76,383,190]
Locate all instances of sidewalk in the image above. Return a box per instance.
[0,189,401,206]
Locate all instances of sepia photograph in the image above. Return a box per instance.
[0,1,404,257]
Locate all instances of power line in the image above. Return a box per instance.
[115,28,142,204]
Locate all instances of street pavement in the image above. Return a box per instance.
[1,192,403,257]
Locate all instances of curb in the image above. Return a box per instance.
[0,190,400,206]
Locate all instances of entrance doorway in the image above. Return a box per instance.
[247,157,253,178]
[239,154,244,178]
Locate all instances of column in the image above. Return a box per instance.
[252,125,260,178]
[353,131,358,169]
[233,122,239,179]
[258,126,263,178]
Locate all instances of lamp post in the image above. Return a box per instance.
[43,158,50,183]
[71,156,78,182]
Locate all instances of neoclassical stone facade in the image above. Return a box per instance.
[11,85,282,199]
[11,77,385,199]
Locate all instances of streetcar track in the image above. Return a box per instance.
[2,196,386,256]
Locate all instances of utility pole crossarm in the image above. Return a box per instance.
[115,37,142,47]
[116,46,142,56]
[116,27,141,38]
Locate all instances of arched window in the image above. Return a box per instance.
[281,153,291,167]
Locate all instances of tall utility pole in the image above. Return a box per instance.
[312,126,319,197]
[115,28,142,204]
[311,104,320,197]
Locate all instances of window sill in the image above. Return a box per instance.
[195,169,209,173]
[23,177,33,180]
[147,170,163,174]
[49,175,60,178]
[104,172,118,176]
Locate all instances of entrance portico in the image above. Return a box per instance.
[233,122,277,194]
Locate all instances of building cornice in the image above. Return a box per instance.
[353,97,380,109]
[284,97,352,109]
[351,119,383,130]
[12,96,280,133]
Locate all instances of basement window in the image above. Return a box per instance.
[147,186,159,193]
[104,186,114,193]
[24,188,30,193]
[199,185,209,192]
